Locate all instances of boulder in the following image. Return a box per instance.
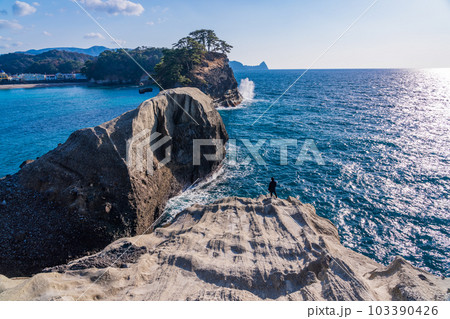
[0,87,228,276]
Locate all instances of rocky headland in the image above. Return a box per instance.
[0,196,447,301]
[0,87,227,277]
[190,52,243,107]
[153,30,243,108]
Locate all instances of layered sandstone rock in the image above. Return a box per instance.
[1,196,447,301]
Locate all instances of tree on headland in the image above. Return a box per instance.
[174,29,233,54]
[155,36,205,88]
[155,29,232,88]
[80,29,232,86]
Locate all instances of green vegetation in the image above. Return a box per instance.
[0,29,231,87]
[154,29,232,88]
[82,47,164,84]
[0,50,93,74]
[175,29,232,54]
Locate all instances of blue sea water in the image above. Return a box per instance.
[0,85,159,176]
[0,69,449,277]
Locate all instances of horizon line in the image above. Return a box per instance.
[248,67,450,71]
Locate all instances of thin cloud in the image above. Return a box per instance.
[43,31,51,36]
[112,39,126,46]
[146,17,167,26]
[12,1,37,17]
[151,6,168,14]
[0,19,23,30]
[84,32,105,39]
[0,38,22,49]
[157,17,167,24]
[79,0,144,16]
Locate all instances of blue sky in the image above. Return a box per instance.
[0,0,449,69]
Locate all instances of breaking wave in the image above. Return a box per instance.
[238,78,255,101]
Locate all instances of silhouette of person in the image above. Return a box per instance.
[268,177,277,198]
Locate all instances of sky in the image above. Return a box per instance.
[0,0,450,69]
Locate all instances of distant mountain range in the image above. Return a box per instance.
[229,61,269,71]
[17,46,110,57]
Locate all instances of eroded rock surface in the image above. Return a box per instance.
[1,196,447,301]
[0,87,228,276]
[190,52,243,107]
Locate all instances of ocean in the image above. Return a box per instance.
[0,69,449,277]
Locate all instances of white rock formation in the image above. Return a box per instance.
[0,196,448,301]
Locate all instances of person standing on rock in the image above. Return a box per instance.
[268,177,277,198]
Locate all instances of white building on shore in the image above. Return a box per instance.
[22,74,46,81]
[3,72,87,82]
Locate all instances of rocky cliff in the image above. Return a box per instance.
[1,196,447,301]
[0,87,228,277]
[190,52,243,107]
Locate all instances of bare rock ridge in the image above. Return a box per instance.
[0,87,228,277]
[1,196,447,301]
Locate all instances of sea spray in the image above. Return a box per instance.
[238,78,255,101]
[159,143,252,227]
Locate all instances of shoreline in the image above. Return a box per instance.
[0,82,91,90]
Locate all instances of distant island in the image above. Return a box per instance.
[229,60,269,71]
[16,46,110,57]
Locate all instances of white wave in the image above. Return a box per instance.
[215,78,256,110]
[216,104,249,111]
[161,144,252,224]
[238,78,255,101]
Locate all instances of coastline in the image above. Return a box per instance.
[0,82,91,90]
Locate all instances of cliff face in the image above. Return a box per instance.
[1,196,447,301]
[0,88,228,277]
[190,52,243,107]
